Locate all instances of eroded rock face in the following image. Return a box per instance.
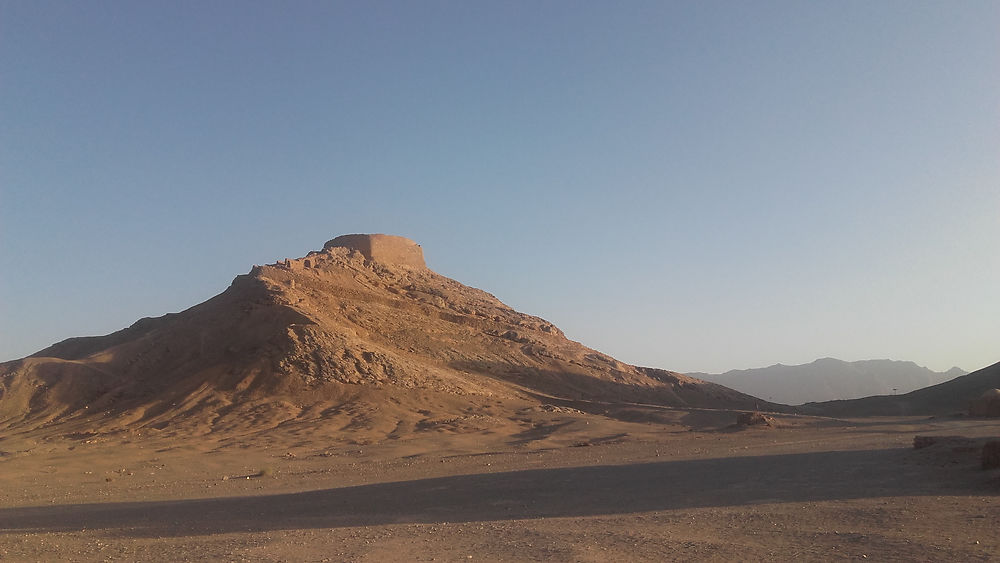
[324,234,426,268]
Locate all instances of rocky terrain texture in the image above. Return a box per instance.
[0,234,772,441]
[690,358,967,405]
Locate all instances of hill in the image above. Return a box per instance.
[0,234,775,440]
[689,358,965,405]
[801,360,1000,416]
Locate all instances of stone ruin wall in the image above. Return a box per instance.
[264,234,426,273]
[323,234,426,269]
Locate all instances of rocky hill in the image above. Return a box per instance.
[690,358,966,405]
[0,234,774,440]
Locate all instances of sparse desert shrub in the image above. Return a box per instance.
[256,466,275,478]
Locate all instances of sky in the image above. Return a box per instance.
[1,1,998,374]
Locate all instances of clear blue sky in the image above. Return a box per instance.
[2,1,998,373]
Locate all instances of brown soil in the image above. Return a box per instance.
[0,412,998,561]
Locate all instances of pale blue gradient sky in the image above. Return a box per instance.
[2,1,998,373]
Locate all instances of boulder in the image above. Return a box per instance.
[968,389,1000,417]
[736,411,773,427]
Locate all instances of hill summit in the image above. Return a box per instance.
[0,235,772,440]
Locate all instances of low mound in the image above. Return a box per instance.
[0,235,777,440]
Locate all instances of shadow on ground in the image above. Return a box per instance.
[1,448,994,538]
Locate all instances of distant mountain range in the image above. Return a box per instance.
[803,360,999,417]
[688,358,967,405]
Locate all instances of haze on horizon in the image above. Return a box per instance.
[1,2,997,375]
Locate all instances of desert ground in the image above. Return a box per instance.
[2,238,997,561]
[1,405,998,562]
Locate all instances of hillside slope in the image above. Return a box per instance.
[0,235,774,440]
[801,360,1000,417]
[690,358,965,405]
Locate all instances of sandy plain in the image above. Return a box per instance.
[1,406,998,562]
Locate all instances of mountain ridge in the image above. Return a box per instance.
[688,358,966,405]
[801,360,1000,417]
